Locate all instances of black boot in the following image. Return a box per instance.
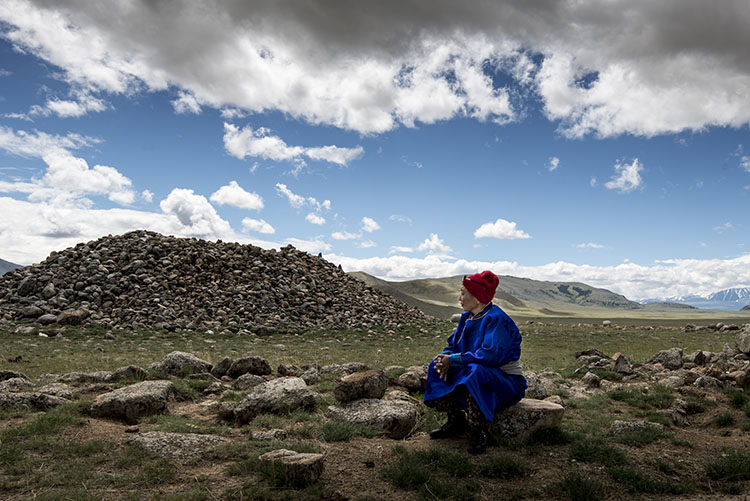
[429,412,468,439]
[467,423,488,454]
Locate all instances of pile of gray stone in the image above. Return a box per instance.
[0,230,428,331]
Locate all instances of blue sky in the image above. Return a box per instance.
[1,0,749,300]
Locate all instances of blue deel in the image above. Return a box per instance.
[424,304,527,422]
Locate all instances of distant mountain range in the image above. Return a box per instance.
[641,287,750,311]
[0,258,22,276]
[349,272,700,319]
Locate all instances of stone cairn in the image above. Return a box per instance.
[0,230,429,332]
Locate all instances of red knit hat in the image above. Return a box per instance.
[462,271,499,304]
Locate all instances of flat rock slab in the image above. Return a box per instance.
[257,449,324,487]
[128,432,229,460]
[491,398,565,443]
[326,397,419,439]
[234,377,315,423]
[0,392,69,411]
[90,380,175,424]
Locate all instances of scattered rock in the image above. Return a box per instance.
[611,352,633,374]
[491,399,565,443]
[735,330,750,355]
[211,357,233,378]
[582,372,600,388]
[227,356,272,378]
[327,397,420,439]
[333,370,388,403]
[278,364,302,376]
[648,348,684,370]
[252,429,288,441]
[397,366,427,392]
[0,370,29,382]
[0,377,32,392]
[128,432,229,460]
[608,420,664,435]
[233,373,265,390]
[90,380,175,424]
[0,392,69,411]
[148,351,212,377]
[234,377,316,423]
[322,362,370,376]
[257,449,325,487]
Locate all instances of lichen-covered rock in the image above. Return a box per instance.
[227,356,272,378]
[233,373,265,390]
[36,383,73,400]
[211,357,233,378]
[257,449,324,487]
[491,398,565,443]
[0,392,69,411]
[694,375,723,389]
[149,351,212,377]
[90,380,175,424]
[582,372,600,388]
[647,348,684,370]
[56,309,89,325]
[128,432,229,460]
[326,397,419,439]
[57,371,112,383]
[252,429,288,441]
[278,364,302,376]
[0,370,29,382]
[322,362,370,376]
[523,371,549,400]
[234,377,315,423]
[300,365,320,385]
[0,377,32,392]
[397,366,427,392]
[736,330,750,355]
[334,370,387,403]
[609,420,664,435]
[611,352,633,374]
[109,365,149,382]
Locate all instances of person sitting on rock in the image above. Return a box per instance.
[424,270,526,454]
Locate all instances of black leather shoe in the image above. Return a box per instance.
[467,425,488,454]
[429,412,468,439]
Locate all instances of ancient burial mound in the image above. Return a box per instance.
[0,230,428,331]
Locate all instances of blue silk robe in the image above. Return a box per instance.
[424,304,527,422]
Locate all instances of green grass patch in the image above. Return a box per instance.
[478,454,526,479]
[558,472,604,501]
[382,446,474,492]
[607,466,693,495]
[141,414,231,435]
[742,400,750,417]
[726,387,749,408]
[607,384,674,409]
[526,427,575,446]
[321,421,377,441]
[706,449,750,480]
[684,394,715,414]
[568,437,626,466]
[613,427,667,447]
[715,411,736,427]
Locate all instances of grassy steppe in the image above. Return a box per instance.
[1,318,750,500]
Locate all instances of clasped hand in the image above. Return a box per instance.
[433,353,450,381]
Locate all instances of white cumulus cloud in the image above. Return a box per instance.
[224,124,362,166]
[210,181,263,211]
[474,218,530,239]
[306,213,326,225]
[361,217,380,233]
[547,156,560,172]
[417,233,452,255]
[242,217,275,234]
[577,242,605,249]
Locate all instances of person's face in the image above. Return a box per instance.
[459,286,481,312]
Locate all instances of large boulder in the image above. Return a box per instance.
[227,356,272,378]
[736,330,750,355]
[647,348,684,370]
[326,392,420,439]
[148,352,212,377]
[491,398,565,443]
[257,449,324,487]
[90,380,175,424]
[233,377,315,423]
[333,370,388,403]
